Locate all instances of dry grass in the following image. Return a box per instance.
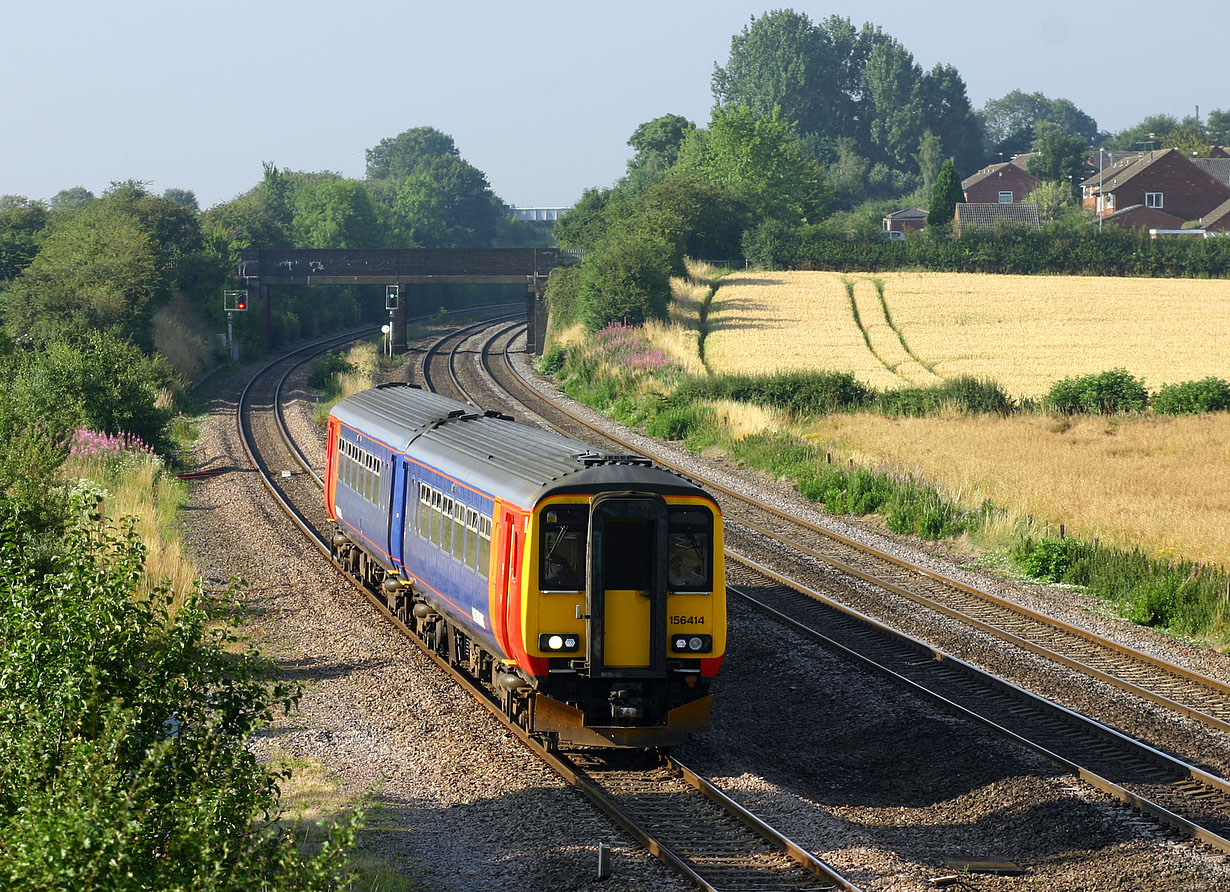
[708,270,1230,400]
[66,454,198,606]
[335,342,381,400]
[803,411,1230,566]
[703,399,783,440]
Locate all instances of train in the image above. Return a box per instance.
[324,383,726,748]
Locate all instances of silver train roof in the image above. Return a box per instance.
[330,383,708,508]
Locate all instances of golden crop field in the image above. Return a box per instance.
[803,411,1230,567]
[706,271,1230,399]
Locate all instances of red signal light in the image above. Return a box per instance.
[237,300,246,310]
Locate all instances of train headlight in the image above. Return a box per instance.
[671,634,712,654]
[538,633,580,652]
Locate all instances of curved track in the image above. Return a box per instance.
[237,322,862,892]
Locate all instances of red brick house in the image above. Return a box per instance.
[1100,205,1185,230]
[962,161,1041,204]
[1080,148,1230,226]
[1197,197,1230,231]
[882,207,928,233]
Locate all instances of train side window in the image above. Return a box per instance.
[466,509,479,569]
[440,496,454,550]
[452,502,466,560]
[477,515,492,579]
[430,490,442,545]
[667,507,713,592]
[417,484,431,538]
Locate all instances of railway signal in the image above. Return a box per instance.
[222,290,248,360]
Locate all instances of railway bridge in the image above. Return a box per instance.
[236,248,566,353]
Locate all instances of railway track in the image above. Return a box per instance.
[236,322,863,892]
[428,319,1230,857]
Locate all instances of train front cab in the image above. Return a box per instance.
[519,490,725,748]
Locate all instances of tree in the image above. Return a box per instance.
[712,10,837,139]
[626,114,696,181]
[0,330,176,452]
[980,90,1099,158]
[1105,113,1188,151]
[364,127,458,180]
[861,38,925,170]
[291,178,387,249]
[162,187,199,210]
[2,205,158,346]
[1024,181,1077,225]
[50,186,95,210]
[1207,109,1230,146]
[675,105,829,226]
[577,225,673,329]
[919,64,982,175]
[915,130,945,193]
[390,155,503,248]
[1028,122,1091,199]
[0,196,48,282]
[927,159,964,227]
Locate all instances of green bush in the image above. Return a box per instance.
[646,405,714,441]
[1045,368,1148,415]
[876,376,1014,416]
[578,227,673,329]
[671,370,871,416]
[1012,536,1091,582]
[0,507,358,890]
[535,344,568,375]
[1152,377,1230,415]
[306,350,354,392]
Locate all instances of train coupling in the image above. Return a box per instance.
[609,686,644,719]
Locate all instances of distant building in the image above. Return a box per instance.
[953,202,1041,236]
[883,207,928,234]
[509,207,567,222]
[1080,148,1230,226]
[961,161,1041,204]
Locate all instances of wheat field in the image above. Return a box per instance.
[707,271,1230,398]
[803,411,1230,566]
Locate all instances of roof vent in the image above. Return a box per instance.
[573,451,653,468]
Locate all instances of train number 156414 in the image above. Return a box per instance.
[669,615,705,625]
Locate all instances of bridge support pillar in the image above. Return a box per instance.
[526,275,547,356]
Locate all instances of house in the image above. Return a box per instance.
[883,207,928,234]
[1100,205,1186,230]
[962,161,1041,204]
[1195,197,1230,232]
[954,202,1042,236]
[1080,148,1230,226]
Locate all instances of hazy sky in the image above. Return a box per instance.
[4,1,1227,210]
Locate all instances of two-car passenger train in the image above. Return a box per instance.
[325,383,725,748]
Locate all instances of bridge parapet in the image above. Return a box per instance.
[238,248,565,285]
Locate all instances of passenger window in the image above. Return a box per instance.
[478,515,492,579]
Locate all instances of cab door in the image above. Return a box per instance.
[585,493,668,678]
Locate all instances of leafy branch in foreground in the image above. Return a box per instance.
[0,498,358,891]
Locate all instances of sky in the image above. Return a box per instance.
[4,1,1227,211]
